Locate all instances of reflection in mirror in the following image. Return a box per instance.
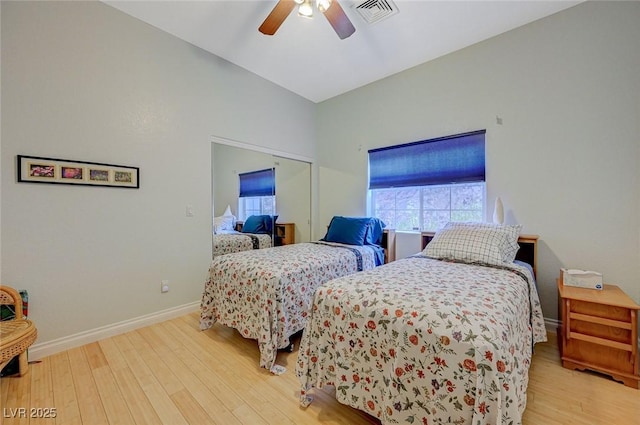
[237,167,276,221]
[212,142,311,256]
[272,155,311,243]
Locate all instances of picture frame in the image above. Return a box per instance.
[17,155,139,189]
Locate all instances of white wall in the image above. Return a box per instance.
[316,1,640,320]
[1,1,316,348]
[394,232,422,260]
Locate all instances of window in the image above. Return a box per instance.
[238,168,276,221]
[368,130,485,232]
[370,183,484,231]
[238,196,276,221]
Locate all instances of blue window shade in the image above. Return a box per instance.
[239,168,275,197]
[368,130,486,189]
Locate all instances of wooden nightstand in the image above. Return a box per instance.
[234,221,295,246]
[557,279,639,389]
[275,223,295,245]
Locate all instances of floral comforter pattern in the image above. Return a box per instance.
[212,232,272,257]
[200,241,380,371]
[296,255,547,425]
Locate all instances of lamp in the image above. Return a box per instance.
[492,197,504,224]
[316,0,331,12]
[296,0,332,19]
[297,0,314,18]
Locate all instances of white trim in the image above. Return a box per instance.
[544,317,560,335]
[210,135,314,164]
[28,301,199,361]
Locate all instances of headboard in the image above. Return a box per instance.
[382,229,396,264]
[420,231,538,277]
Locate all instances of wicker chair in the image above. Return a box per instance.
[0,285,37,376]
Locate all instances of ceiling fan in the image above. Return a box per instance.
[259,0,356,40]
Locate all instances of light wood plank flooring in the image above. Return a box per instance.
[1,312,639,425]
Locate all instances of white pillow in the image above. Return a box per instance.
[220,204,236,228]
[425,222,522,266]
[213,215,235,234]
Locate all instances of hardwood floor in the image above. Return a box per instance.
[1,312,638,425]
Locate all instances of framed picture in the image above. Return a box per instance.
[17,155,139,188]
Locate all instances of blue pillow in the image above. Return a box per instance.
[364,218,386,245]
[262,215,278,234]
[241,215,278,234]
[323,216,371,246]
[242,215,267,234]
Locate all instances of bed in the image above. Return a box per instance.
[212,230,272,257]
[296,222,547,425]
[212,214,275,257]
[200,216,395,374]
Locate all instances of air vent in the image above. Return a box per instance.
[353,0,399,24]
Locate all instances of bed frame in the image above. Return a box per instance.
[420,231,538,277]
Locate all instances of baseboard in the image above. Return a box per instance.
[28,301,199,361]
[544,317,560,335]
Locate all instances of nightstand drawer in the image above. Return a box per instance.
[570,299,633,322]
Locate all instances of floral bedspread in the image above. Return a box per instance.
[296,255,547,425]
[212,231,272,257]
[200,241,380,372]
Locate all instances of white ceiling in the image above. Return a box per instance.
[103,0,581,103]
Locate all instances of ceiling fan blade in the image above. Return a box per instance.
[323,1,355,40]
[259,0,296,36]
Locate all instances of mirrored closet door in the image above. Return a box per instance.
[211,141,311,249]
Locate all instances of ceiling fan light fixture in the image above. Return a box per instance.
[316,0,332,13]
[259,0,354,39]
[298,0,314,18]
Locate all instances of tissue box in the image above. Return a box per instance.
[560,268,603,290]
